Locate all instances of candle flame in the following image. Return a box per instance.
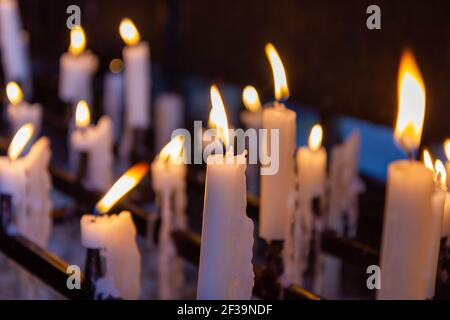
[6,81,23,105]
[308,124,323,152]
[444,139,450,161]
[265,43,289,101]
[435,159,447,191]
[69,26,86,56]
[119,18,140,46]
[159,135,184,162]
[95,162,149,214]
[75,100,90,129]
[242,85,261,112]
[209,85,230,147]
[8,123,34,161]
[394,49,426,153]
[423,149,434,171]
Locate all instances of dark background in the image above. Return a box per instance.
[18,0,450,144]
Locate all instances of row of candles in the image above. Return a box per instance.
[1,0,450,300]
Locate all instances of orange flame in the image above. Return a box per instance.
[308,124,323,152]
[265,43,289,101]
[69,26,86,56]
[119,18,140,46]
[8,123,34,161]
[209,84,230,147]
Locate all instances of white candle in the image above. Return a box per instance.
[444,139,450,190]
[6,82,42,138]
[70,101,113,192]
[154,94,184,152]
[0,0,29,83]
[119,18,150,130]
[151,135,187,299]
[103,59,124,142]
[379,50,439,300]
[259,43,296,241]
[59,26,98,105]
[197,85,254,300]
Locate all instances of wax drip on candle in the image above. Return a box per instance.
[94,162,149,215]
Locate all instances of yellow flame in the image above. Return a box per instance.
[209,85,230,147]
[119,18,140,46]
[75,100,90,129]
[6,81,23,105]
[394,50,426,153]
[8,123,34,161]
[69,26,86,56]
[435,159,447,190]
[242,86,261,112]
[265,43,289,101]
[95,162,149,214]
[423,149,434,171]
[308,124,323,152]
[159,135,184,162]
[444,139,450,161]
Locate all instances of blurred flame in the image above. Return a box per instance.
[308,124,323,152]
[69,26,86,56]
[109,58,123,74]
[75,100,90,129]
[444,139,450,161]
[119,18,140,46]
[394,50,426,153]
[209,84,229,147]
[242,86,261,112]
[265,43,289,101]
[6,81,23,105]
[435,159,447,190]
[8,123,33,161]
[95,162,149,214]
[423,149,434,171]
[159,135,184,163]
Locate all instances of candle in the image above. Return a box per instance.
[422,155,447,298]
[240,85,262,129]
[59,26,98,105]
[379,50,438,300]
[103,59,124,142]
[81,163,148,299]
[259,43,296,241]
[151,135,187,299]
[119,18,150,130]
[154,94,185,152]
[297,124,327,199]
[6,81,42,139]
[197,85,254,300]
[70,100,113,192]
[0,0,29,84]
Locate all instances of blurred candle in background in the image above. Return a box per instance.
[259,43,296,241]
[6,81,42,139]
[445,139,450,189]
[103,59,124,142]
[379,50,437,300]
[154,93,184,152]
[59,26,98,105]
[119,18,151,130]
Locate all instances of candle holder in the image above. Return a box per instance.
[0,193,13,233]
[83,248,105,300]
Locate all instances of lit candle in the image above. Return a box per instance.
[70,100,113,192]
[259,43,296,241]
[6,81,42,139]
[119,18,150,130]
[59,26,98,105]
[197,85,254,300]
[103,59,124,142]
[151,135,187,299]
[240,85,262,129]
[80,163,148,299]
[154,94,185,152]
[0,0,30,85]
[421,153,447,298]
[378,50,437,300]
